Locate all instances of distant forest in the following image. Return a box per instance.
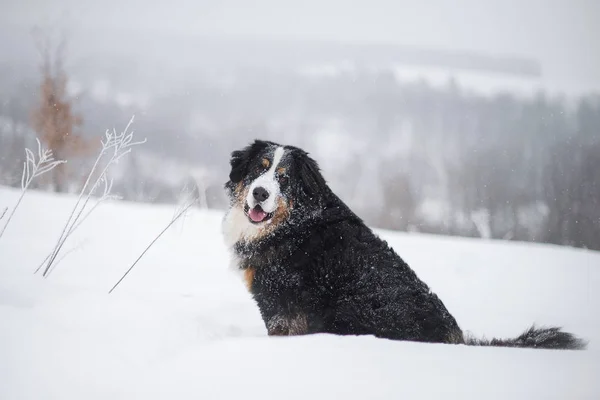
[1,48,598,250]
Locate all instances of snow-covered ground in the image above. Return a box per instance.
[0,185,599,399]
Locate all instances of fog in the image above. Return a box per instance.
[0,0,599,249]
[3,0,600,92]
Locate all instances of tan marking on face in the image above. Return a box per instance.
[234,184,249,206]
[270,197,290,226]
[277,167,286,175]
[243,267,255,291]
[262,158,270,168]
[235,181,244,195]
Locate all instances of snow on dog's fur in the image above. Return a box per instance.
[222,139,587,349]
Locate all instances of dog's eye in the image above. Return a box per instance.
[278,175,289,187]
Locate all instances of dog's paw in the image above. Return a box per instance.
[267,315,290,336]
[267,314,308,336]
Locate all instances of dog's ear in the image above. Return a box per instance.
[298,153,327,197]
[229,140,269,183]
[229,149,251,183]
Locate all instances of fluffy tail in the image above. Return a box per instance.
[464,325,587,350]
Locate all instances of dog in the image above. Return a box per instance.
[222,139,587,349]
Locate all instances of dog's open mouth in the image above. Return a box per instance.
[244,204,274,224]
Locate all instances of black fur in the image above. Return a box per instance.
[465,325,587,349]
[227,140,274,185]
[224,139,587,350]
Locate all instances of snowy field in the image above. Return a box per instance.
[0,185,599,399]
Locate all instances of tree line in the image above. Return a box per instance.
[0,37,598,250]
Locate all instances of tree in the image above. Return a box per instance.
[378,165,417,232]
[544,138,600,250]
[30,27,94,192]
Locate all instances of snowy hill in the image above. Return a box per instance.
[0,185,599,399]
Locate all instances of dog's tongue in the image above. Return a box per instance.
[249,206,267,222]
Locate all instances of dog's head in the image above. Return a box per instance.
[223,139,328,245]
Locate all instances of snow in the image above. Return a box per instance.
[296,62,572,99]
[0,185,599,399]
[392,64,547,98]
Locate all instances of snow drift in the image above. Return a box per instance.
[0,186,598,399]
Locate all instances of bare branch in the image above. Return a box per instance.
[21,161,27,190]
[36,137,42,160]
[34,196,107,274]
[41,116,145,277]
[1,139,66,240]
[45,237,90,277]
[108,197,198,294]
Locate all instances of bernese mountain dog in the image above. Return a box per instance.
[222,139,586,350]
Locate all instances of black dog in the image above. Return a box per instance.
[222,139,586,349]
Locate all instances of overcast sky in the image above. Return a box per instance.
[2,0,599,92]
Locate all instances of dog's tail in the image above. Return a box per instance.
[463,325,587,350]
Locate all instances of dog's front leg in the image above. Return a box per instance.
[267,314,308,336]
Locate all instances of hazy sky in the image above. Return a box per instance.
[2,0,599,92]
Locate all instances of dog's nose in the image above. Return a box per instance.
[252,187,270,202]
